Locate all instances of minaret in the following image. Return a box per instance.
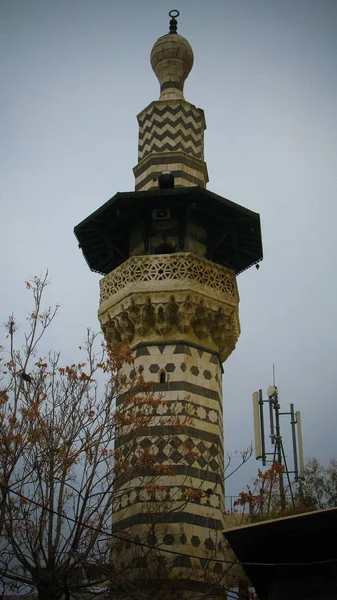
[74,10,262,596]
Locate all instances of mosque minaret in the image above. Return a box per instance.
[75,10,262,597]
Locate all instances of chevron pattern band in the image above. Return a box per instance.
[137,101,206,162]
[134,101,208,191]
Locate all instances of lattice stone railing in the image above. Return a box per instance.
[99,253,238,305]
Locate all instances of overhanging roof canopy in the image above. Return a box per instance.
[74,186,263,275]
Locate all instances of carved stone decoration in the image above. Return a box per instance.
[155,304,171,336]
[100,253,238,305]
[179,294,194,333]
[99,254,240,362]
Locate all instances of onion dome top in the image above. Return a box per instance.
[150,10,194,100]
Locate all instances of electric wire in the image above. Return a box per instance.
[1,482,336,568]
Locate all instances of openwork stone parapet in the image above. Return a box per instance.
[100,253,238,304]
[99,253,240,362]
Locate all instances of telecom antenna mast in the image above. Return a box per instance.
[252,380,305,510]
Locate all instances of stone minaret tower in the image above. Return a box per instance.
[74,10,262,596]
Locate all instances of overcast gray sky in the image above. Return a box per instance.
[1,0,337,495]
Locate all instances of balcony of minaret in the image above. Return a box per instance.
[98,253,240,363]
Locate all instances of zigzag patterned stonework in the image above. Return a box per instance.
[134,101,208,191]
[138,102,205,160]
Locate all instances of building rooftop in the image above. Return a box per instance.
[224,507,337,600]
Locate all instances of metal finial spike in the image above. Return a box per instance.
[169,9,179,34]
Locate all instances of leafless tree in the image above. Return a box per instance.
[0,275,252,600]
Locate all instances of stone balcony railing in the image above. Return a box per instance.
[100,252,239,305]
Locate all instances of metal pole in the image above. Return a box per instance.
[296,411,305,502]
[269,399,275,444]
[273,392,286,511]
[267,443,277,515]
[281,441,295,507]
[290,403,299,481]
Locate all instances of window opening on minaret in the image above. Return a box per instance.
[158,173,175,189]
[159,370,166,384]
